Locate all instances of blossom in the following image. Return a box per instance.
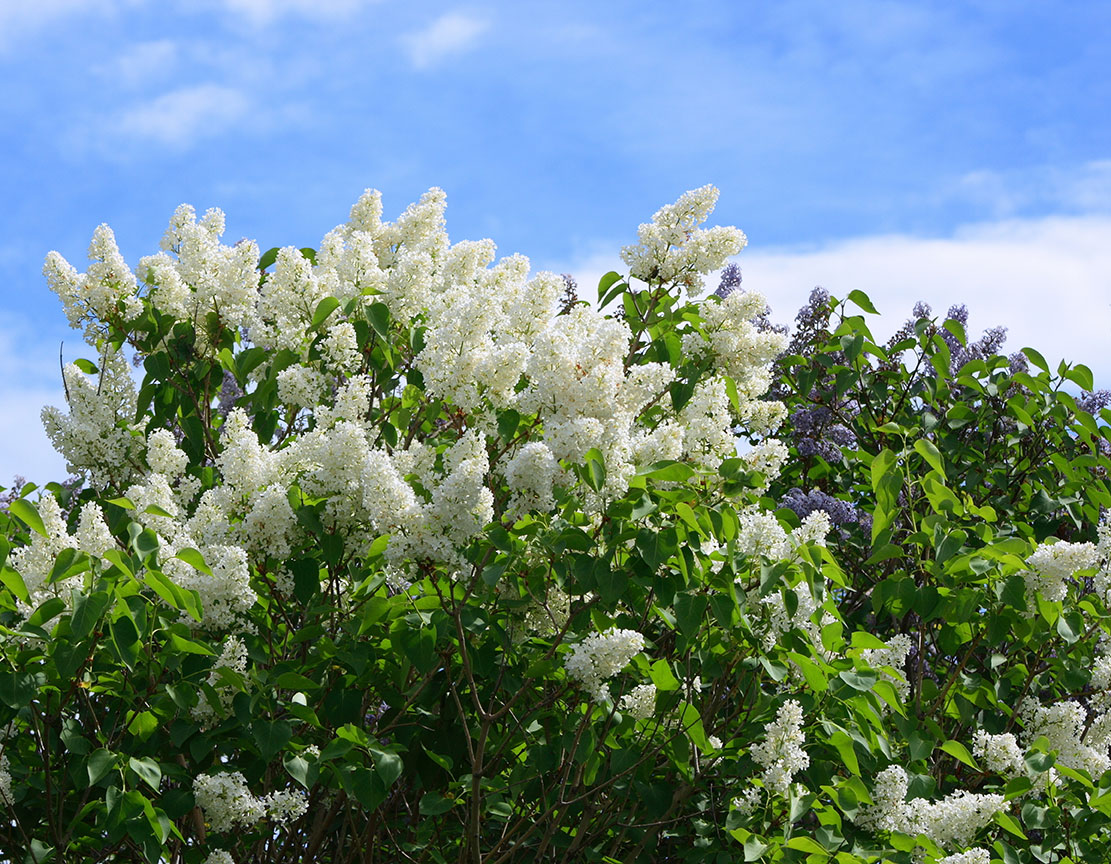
[41,350,141,488]
[750,700,809,797]
[565,628,646,702]
[855,765,1005,851]
[1024,540,1098,604]
[862,634,912,701]
[192,635,249,724]
[193,772,268,832]
[938,851,990,864]
[0,753,11,804]
[971,730,1025,777]
[620,185,746,294]
[619,683,657,719]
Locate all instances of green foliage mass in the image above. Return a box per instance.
[2,194,1111,864]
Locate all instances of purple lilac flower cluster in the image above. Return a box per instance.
[790,406,856,462]
[782,487,872,534]
[0,476,27,513]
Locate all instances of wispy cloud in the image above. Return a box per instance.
[402,12,489,69]
[100,39,179,88]
[206,0,379,25]
[0,0,128,50]
[115,84,251,148]
[945,160,1111,219]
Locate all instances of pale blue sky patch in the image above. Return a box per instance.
[1,0,1109,483]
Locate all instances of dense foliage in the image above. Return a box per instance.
[1,186,1110,864]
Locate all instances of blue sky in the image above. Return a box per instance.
[2,0,1110,483]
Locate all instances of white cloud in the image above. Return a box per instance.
[0,0,130,50]
[206,0,378,25]
[739,214,1111,387]
[943,160,1111,219]
[402,12,489,69]
[104,39,179,88]
[116,84,250,147]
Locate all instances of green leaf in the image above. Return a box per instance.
[102,549,134,577]
[870,448,898,493]
[398,625,437,673]
[583,448,606,492]
[788,652,829,693]
[273,671,320,690]
[129,757,161,791]
[174,548,213,576]
[28,597,66,629]
[284,753,314,789]
[838,669,878,692]
[368,301,390,339]
[940,739,980,771]
[87,749,116,785]
[72,357,99,374]
[128,524,159,562]
[311,296,340,329]
[166,633,215,655]
[675,594,708,641]
[913,438,944,475]
[995,810,1027,840]
[419,791,455,816]
[497,409,521,442]
[847,289,878,314]
[597,271,628,307]
[128,710,158,740]
[0,566,30,604]
[9,499,46,537]
[1064,363,1095,392]
[827,728,860,775]
[1023,346,1049,372]
[648,659,680,692]
[258,247,279,270]
[71,590,110,640]
[786,836,827,854]
[254,720,293,761]
[370,747,403,788]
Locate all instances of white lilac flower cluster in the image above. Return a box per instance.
[41,352,142,489]
[971,730,1025,777]
[756,579,837,656]
[937,850,990,864]
[731,786,761,817]
[618,683,657,719]
[522,585,570,639]
[565,628,647,702]
[43,225,142,343]
[683,289,787,390]
[193,771,306,833]
[749,699,809,797]
[736,507,831,564]
[7,497,114,619]
[854,765,1005,851]
[861,634,913,701]
[192,635,249,724]
[1023,539,1099,604]
[203,852,235,864]
[0,753,11,804]
[38,186,789,625]
[620,185,747,295]
[1018,698,1111,778]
